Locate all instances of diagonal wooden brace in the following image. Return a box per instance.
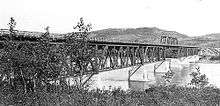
[81,73,95,87]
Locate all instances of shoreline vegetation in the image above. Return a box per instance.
[197,55,220,64]
[1,85,220,105]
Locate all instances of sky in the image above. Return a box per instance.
[0,0,220,36]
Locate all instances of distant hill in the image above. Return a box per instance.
[89,27,189,44]
[90,28,220,48]
[1,28,220,48]
[180,33,220,48]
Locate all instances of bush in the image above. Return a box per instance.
[210,55,220,61]
[2,85,220,105]
[0,17,96,106]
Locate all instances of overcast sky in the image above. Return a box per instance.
[0,0,220,36]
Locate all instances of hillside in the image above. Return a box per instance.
[1,28,220,48]
[89,27,189,44]
[90,28,220,47]
[180,33,220,48]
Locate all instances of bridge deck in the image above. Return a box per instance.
[88,40,198,48]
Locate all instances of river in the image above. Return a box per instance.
[89,56,220,90]
[199,63,220,88]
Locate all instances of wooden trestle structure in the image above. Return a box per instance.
[88,40,199,72]
[0,29,200,75]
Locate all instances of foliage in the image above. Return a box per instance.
[0,17,96,105]
[189,66,209,88]
[162,70,175,84]
[210,55,220,61]
[7,17,16,40]
[1,85,220,105]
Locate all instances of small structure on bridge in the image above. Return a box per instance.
[160,36,178,45]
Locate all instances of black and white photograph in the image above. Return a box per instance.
[0,0,220,105]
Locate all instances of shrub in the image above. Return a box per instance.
[210,55,220,61]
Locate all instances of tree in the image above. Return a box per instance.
[189,66,209,88]
[63,17,96,89]
[0,17,96,105]
[0,18,59,94]
[162,70,175,84]
[7,17,16,40]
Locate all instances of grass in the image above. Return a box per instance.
[1,84,220,105]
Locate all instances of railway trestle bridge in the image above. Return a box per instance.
[0,29,200,85]
[88,40,199,71]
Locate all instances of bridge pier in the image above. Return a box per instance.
[128,64,142,88]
